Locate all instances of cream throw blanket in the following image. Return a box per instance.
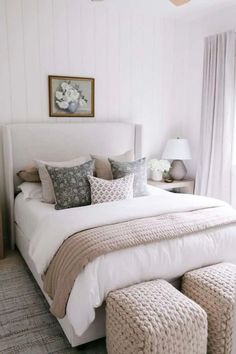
[43,205,236,318]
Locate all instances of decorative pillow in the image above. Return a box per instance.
[109,158,148,197]
[18,182,43,200]
[46,160,95,210]
[36,157,88,204]
[88,174,134,204]
[90,150,134,180]
[17,166,40,183]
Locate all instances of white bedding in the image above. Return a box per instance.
[15,189,236,337]
[14,185,167,240]
[15,193,55,239]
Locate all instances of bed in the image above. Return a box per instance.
[3,122,236,347]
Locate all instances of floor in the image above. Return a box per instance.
[0,251,107,354]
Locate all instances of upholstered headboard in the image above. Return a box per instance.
[3,122,142,248]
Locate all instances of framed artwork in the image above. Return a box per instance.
[48,75,95,117]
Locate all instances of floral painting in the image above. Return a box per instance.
[48,76,94,117]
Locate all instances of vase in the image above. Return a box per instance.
[169,160,187,180]
[68,101,79,113]
[151,170,162,181]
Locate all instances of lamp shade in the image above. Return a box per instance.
[162,138,192,160]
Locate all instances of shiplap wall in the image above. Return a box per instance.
[0,0,182,151]
[0,0,183,240]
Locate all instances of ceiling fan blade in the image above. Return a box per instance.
[169,0,190,6]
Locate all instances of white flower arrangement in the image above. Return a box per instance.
[55,81,87,112]
[148,159,171,172]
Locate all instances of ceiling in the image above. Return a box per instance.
[95,0,236,21]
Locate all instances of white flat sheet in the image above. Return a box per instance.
[14,185,168,239]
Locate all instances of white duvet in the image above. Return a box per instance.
[28,191,236,336]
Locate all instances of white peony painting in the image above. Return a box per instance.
[49,76,95,117]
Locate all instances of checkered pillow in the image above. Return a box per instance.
[88,174,134,204]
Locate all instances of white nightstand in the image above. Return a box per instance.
[148,179,195,194]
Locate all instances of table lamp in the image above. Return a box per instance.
[162,138,191,180]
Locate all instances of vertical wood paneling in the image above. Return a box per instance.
[38,0,54,121]
[0,0,181,152]
[94,5,108,121]
[151,19,167,154]
[67,0,82,75]
[52,0,69,74]
[0,0,12,123]
[22,0,42,121]
[130,14,145,123]
[140,16,155,120]
[153,19,164,124]
[156,20,176,143]
[163,21,175,119]
[5,0,27,121]
[52,0,70,123]
[119,13,131,122]
[137,15,156,154]
[106,7,119,120]
[80,1,95,77]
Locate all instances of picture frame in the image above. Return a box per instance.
[48,75,95,117]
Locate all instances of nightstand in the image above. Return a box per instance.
[148,179,195,194]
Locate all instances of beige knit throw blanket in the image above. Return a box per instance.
[43,205,236,318]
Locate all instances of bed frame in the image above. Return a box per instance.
[3,122,142,346]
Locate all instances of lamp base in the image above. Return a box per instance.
[169,160,187,180]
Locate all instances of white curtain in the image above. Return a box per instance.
[195,31,236,204]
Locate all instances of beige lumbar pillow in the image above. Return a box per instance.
[17,166,40,183]
[90,150,134,180]
[36,157,88,203]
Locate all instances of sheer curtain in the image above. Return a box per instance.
[195,31,236,204]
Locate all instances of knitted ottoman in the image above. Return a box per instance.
[182,263,236,354]
[106,280,207,354]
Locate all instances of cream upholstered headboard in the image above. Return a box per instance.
[3,122,142,248]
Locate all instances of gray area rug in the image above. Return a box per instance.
[0,252,107,354]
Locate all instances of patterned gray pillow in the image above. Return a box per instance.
[46,160,94,210]
[109,158,148,197]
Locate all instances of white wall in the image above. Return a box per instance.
[172,5,236,177]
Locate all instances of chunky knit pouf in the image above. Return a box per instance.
[106,279,207,354]
[182,263,236,354]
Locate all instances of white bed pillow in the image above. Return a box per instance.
[18,182,43,201]
[36,157,88,204]
[90,150,134,180]
[88,174,134,204]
